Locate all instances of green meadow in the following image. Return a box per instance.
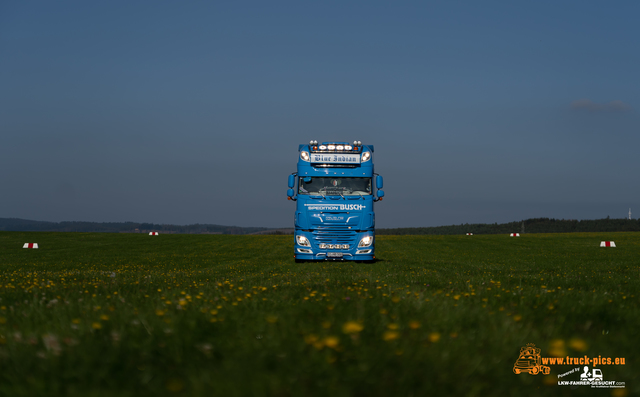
[0,232,637,397]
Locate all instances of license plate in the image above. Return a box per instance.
[327,252,343,258]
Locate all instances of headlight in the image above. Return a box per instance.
[361,152,371,162]
[358,236,373,247]
[300,151,310,161]
[296,235,311,247]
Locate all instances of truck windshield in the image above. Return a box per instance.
[298,177,372,196]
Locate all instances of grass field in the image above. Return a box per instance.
[0,232,637,397]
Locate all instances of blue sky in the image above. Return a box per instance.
[1,1,638,228]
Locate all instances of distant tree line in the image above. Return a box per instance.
[3,217,638,236]
[378,217,640,235]
[0,218,269,235]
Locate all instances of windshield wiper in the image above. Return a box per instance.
[357,192,365,200]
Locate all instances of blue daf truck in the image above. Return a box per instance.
[287,140,384,262]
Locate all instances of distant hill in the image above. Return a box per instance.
[3,217,638,236]
[0,218,271,235]
[378,217,640,235]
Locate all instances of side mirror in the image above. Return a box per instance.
[288,175,295,188]
[377,190,385,198]
[287,189,294,198]
[376,175,383,189]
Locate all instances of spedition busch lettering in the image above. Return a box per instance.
[312,154,360,163]
[304,204,365,211]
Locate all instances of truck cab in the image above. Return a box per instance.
[287,140,384,262]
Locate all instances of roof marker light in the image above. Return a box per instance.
[336,145,344,150]
[319,145,327,150]
[327,144,336,150]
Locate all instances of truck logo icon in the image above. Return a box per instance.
[513,343,550,375]
[580,366,603,382]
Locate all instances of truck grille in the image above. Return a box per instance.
[312,227,357,244]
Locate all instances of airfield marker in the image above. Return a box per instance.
[23,243,39,249]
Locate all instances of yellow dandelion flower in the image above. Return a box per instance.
[304,334,319,344]
[72,319,81,324]
[100,315,109,321]
[155,310,165,316]
[92,322,102,330]
[382,331,399,341]
[569,338,588,352]
[342,321,364,334]
[387,323,399,330]
[550,339,565,348]
[266,315,278,323]
[323,336,339,349]
[409,321,421,330]
[513,315,522,322]
[548,339,567,357]
[428,332,441,343]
